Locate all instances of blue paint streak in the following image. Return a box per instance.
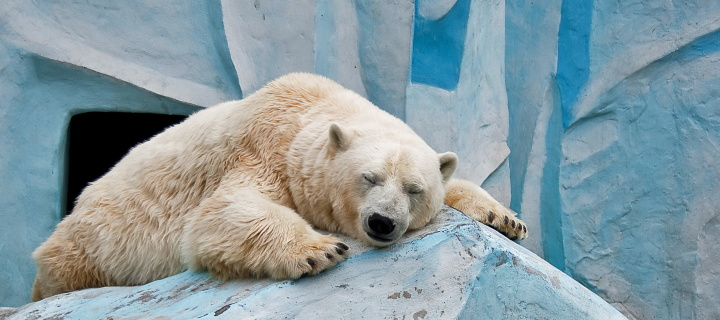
[313,0,335,79]
[410,0,471,91]
[677,28,720,61]
[540,78,565,271]
[556,0,592,128]
[206,0,243,98]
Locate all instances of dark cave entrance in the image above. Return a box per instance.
[65,112,188,215]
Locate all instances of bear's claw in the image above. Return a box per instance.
[276,233,349,279]
[461,206,528,241]
[490,210,527,241]
[448,202,528,241]
[444,179,528,241]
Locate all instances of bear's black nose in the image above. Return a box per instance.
[368,213,395,236]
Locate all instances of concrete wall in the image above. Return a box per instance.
[1,1,718,319]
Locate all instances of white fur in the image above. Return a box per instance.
[31,73,526,301]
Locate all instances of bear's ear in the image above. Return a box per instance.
[329,123,353,152]
[438,152,458,182]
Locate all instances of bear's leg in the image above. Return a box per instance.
[31,233,114,301]
[444,178,527,240]
[181,185,349,280]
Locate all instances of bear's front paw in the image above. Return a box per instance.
[445,179,528,241]
[475,207,528,241]
[269,233,350,279]
[300,241,350,278]
[455,201,527,240]
[456,203,527,241]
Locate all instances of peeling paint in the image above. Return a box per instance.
[213,305,230,316]
[412,310,427,319]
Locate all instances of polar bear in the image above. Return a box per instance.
[31,73,526,301]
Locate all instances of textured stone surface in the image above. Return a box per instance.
[503,1,720,318]
[505,0,563,267]
[555,1,720,319]
[2,208,626,320]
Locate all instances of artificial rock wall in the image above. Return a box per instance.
[506,1,720,319]
[1,1,718,319]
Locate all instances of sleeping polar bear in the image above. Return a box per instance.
[31,73,527,301]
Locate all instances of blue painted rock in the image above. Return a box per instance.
[3,207,626,319]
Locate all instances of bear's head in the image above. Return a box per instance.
[326,122,458,247]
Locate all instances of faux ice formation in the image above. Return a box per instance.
[1,208,626,320]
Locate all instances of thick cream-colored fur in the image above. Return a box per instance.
[31,73,526,301]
